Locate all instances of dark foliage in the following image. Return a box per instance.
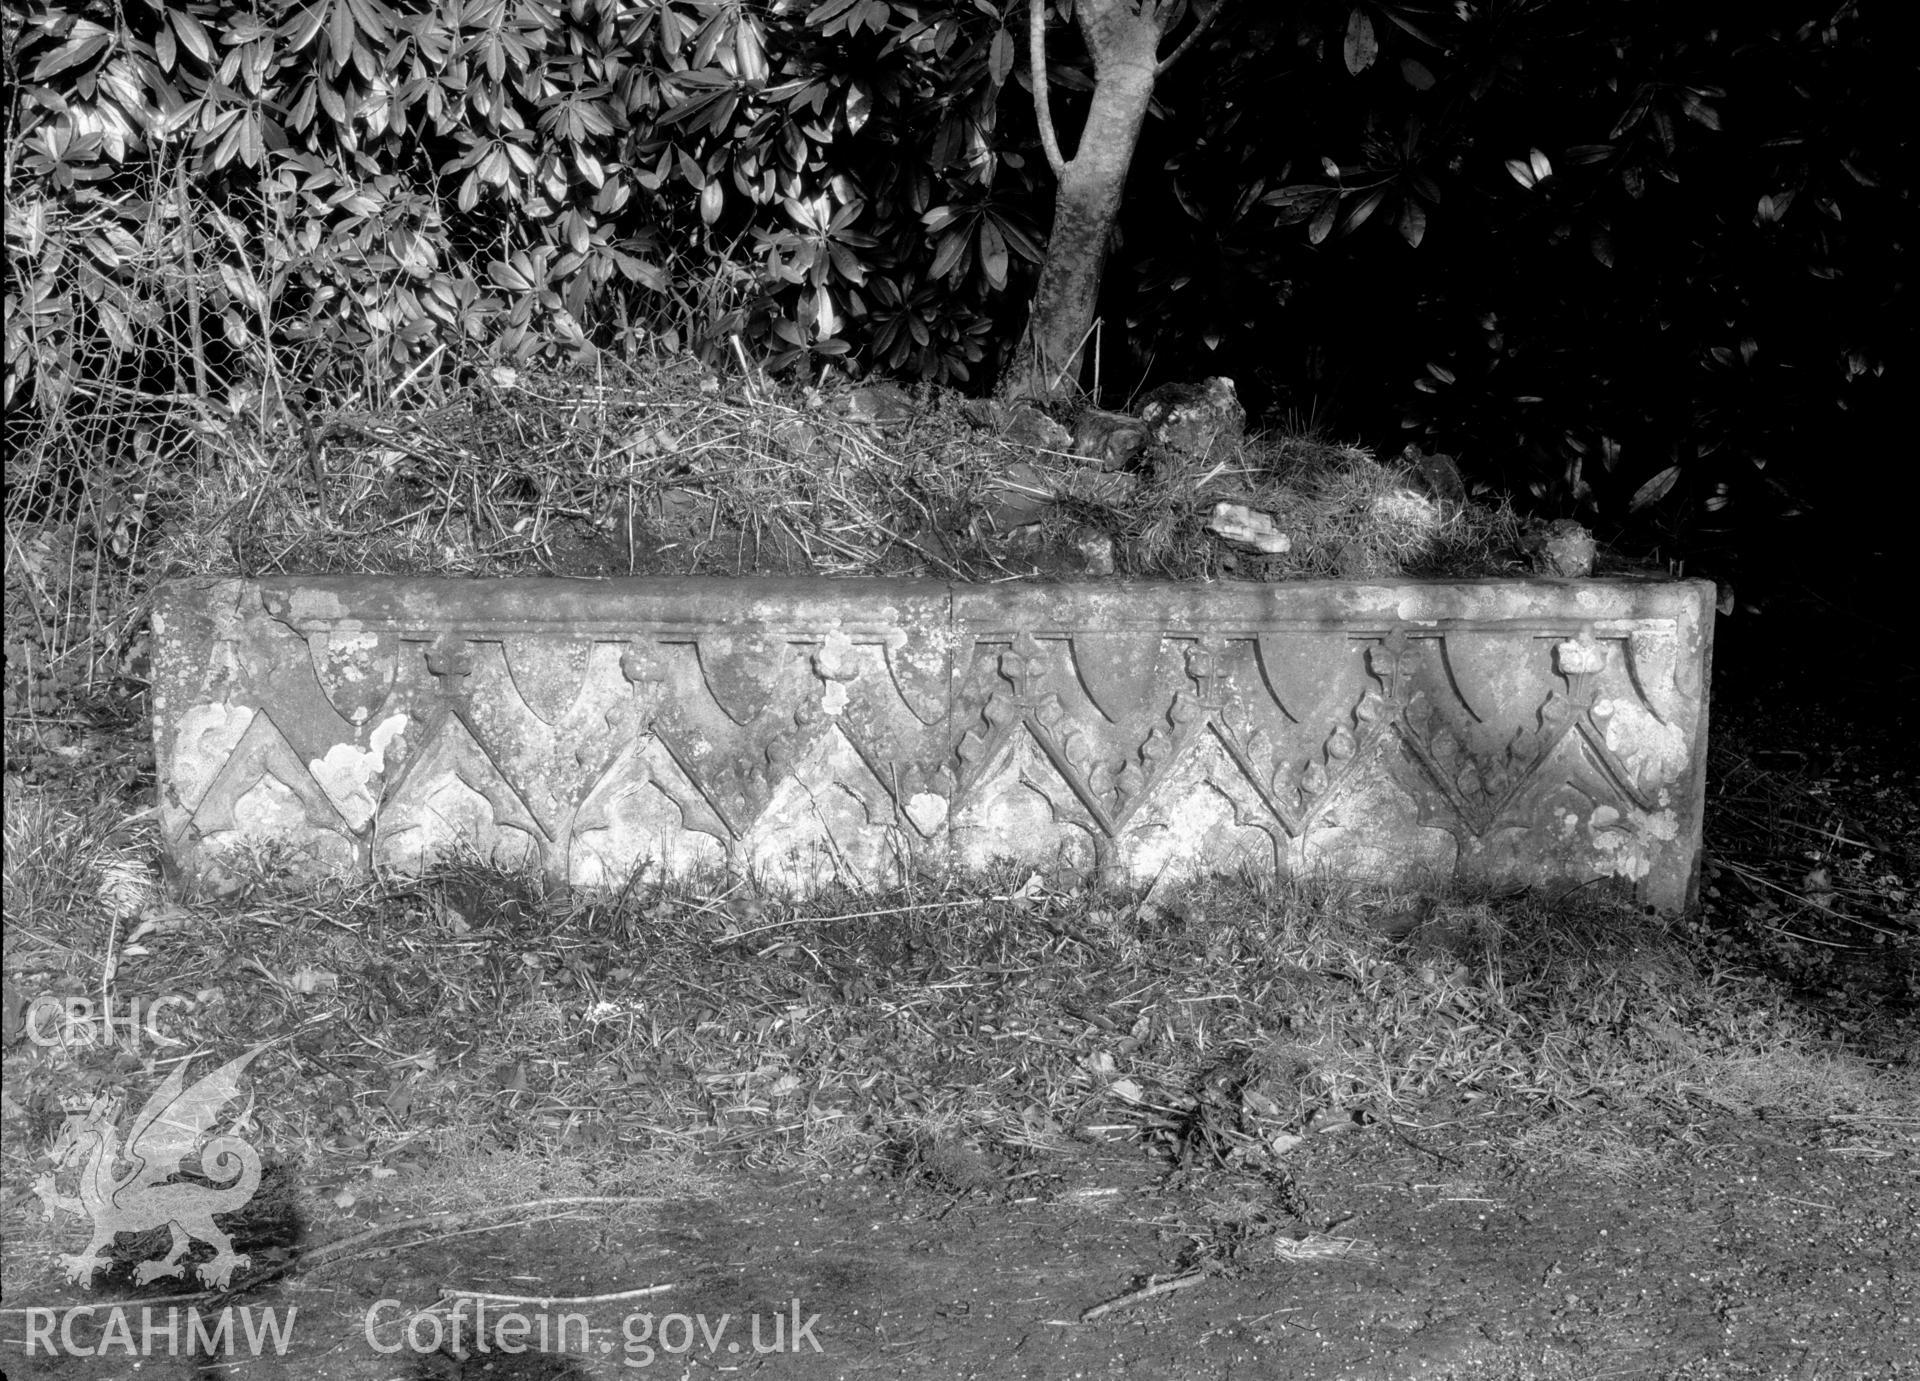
[5,0,1909,597]
[1117,1,1913,587]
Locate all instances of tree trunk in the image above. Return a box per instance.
[1002,2,1173,403]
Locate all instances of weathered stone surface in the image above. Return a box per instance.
[1138,376,1247,458]
[1072,530,1116,576]
[997,402,1073,453]
[983,461,1056,530]
[1527,519,1598,578]
[1060,468,1140,509]
[1403,445,1467,508]
[153,576,1714,908]
[1207,502,1293,554]
[842,382,915,427]
[1072,408,1152,470]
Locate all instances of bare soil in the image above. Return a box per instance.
[5,1116,1914,1381]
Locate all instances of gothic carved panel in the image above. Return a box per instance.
[153,577,1713,907]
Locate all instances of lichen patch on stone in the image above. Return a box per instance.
[309,712,409,831]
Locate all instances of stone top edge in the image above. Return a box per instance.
[159,572,1712,595]
[155,573,1713,635]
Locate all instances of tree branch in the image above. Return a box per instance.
[1029,0,1068,179]
[1156,0,1229,76]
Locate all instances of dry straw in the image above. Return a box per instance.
[142,360,1525,589]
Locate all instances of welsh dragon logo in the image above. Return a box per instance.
[33,1044,267,1291]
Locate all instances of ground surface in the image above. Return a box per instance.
[4,1116,1914,1381]
[5,583,1916,1381]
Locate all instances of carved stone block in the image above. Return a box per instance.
[152,576,1714,908]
